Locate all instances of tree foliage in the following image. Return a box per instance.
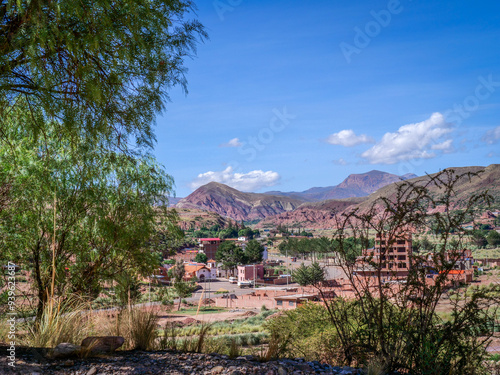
[215,241,246,273]
[487,230,500,247]
[170,259,195,310]
[292,262,325,287]
[244,239,264,263]
[0,113,178,318]
[0,0,207,149]
[194,252,208,264]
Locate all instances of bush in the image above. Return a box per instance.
[311,169,498,374]
[265,303,341,363]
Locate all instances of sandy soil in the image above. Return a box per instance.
[156,308,260,326]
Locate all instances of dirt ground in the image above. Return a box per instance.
[156,308,260,326]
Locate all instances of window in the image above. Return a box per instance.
[277,300,283,306]
[289,301,294,306]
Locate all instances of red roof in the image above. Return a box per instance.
[185,265,209,273]
[440,270,465,275]
[199,238,221,241]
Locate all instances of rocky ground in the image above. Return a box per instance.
[0,346,362,375]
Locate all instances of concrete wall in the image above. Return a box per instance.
[214,293,298,310]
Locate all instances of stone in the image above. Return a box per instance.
[87,366,97,375]
[81,336,125,353]
[51,342,81,358]
[63,359,75,366]
[211,365,224,374]
[277,366,287,375]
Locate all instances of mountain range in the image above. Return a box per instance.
[258,164,500,229]
[174,165,500,227]
[265,170,417,201]
[175,170,417,221]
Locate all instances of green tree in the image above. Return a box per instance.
[0,0,207,149]
[238,227,254,239]
[244,240,264,263]
[114,271,141,307]
[215,242,247,275]
[169,259,195,310]
[217,226,238,239]
[292,262,325,287]
[0,117,177,319]
[471,231,488,248]
[487,230,500,247]
[194,252,208,264]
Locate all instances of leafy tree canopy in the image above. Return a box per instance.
[215,241,247,271]
[292,262,325,287]
[0,0,207,149]
[244,239,264,263]
[0,110,178,318]
[487,230,500,247]
[194,252,208,264]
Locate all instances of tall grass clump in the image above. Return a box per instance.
[26,297,90,348]
[126,307,159,350]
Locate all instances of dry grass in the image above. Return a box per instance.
[90,307,160,351]
[126,307,159,350]
[365,355,389,375]
[26,297,90,348]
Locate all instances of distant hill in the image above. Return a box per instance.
[256,197,367,229]
[175,182,303,221]
[175,208,229,231]
[355,165,499,213]
[258,165,499,229]
[266,170,417,201]
[167,197,183,207]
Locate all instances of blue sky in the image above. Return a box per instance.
[155,0,500,197]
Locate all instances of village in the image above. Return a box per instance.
[151,209,500,312]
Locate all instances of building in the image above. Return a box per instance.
[184,263,215,281]
[172,248,199,262]
[355,232,413,281]
[214,286,320,310]
[198,238,221,260]
[237,264,264,283]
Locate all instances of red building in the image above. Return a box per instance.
[356,232,413,281]
[237,264,264,283]
[198,238,221,260]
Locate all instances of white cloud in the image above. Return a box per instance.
[190,167,280,192]
[333,158,348,165]
[431,139,454,152]
[482,126,500,144]
[361,112,453,164]
[326,129,374,147]
[219,137,242,148]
